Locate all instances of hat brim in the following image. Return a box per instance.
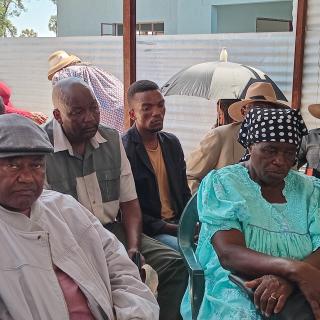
[0,150,53,158]
[48,55,81,80]
[228,98,290,122]
[308,104,320,119]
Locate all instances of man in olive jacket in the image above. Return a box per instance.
[122,80,191,252]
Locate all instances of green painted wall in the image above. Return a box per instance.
[137,0,178,35]
[57,0,178,36]
[57,0,122,36]
[216,1,293,33]
[176,0,212,34]
[57,0,293,36]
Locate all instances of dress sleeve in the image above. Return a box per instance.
[197,169,249,237]
[308,179,320,251]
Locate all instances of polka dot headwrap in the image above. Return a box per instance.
[238,108,308,161]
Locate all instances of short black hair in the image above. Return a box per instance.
[127,80,160,103]
[0,97,5,115]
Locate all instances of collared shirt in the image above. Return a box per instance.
[298,128,320,171]
[54,266,95,320]
[44,119,137,224]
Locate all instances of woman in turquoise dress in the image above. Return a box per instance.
[181,107,320,319]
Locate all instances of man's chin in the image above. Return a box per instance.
[85,133,97,139]
[83,129,98,139]
[149,125,163,133]
[264,172,288,184]
[2,200,35,212]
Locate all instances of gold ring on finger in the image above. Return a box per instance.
[270,294,278,301]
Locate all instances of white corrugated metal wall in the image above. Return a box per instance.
[0,36,124,115]
[0,32,294,155]
[300,0,320,129]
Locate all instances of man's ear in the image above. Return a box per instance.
[240,106,247,117]
[129,109,136,121]
[247,145,253,155]
[53,109,63,125]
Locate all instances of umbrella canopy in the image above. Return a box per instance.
[161,61,287,101]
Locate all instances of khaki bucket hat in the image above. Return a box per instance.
[228,82,289,122]
[48,50,81,80]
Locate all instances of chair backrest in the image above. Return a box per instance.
[178,192,199,255]
[178,193,204,320]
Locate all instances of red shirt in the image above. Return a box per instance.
[54,266,95,320]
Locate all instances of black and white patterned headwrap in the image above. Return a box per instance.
[238,108,308,161]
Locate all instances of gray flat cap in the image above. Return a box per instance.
[0,114,53,158]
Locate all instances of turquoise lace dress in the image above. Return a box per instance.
[181,164,320,320]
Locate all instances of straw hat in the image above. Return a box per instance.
[228,82,289,122]
[48,50,81,80]
[308,104,320,119]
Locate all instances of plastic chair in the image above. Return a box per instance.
[178,193,204,320]
[178,194,314,320]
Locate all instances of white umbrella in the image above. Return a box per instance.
[161,61,287,101]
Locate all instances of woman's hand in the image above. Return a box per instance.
[246,275,294,318]
[293,262,320,319]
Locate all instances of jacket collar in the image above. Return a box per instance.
[128,125,174,182]
[0,198,44,233]
[129,123,164,144]
[128,125,181,211]
[52,119,107,155]
[129,124,159,174]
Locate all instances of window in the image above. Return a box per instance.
[100,23,115,36]
[136,22,164,35]
[256,18,293,32]
[101,22,164,36]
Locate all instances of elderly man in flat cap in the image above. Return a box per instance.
[0,114,159,320]
[44,77,188,320]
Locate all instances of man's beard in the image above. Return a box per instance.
[149,125,163,133]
